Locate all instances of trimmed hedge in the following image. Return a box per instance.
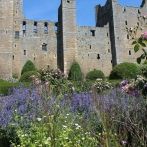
[86,69,105,80]
[21,60,36,75]
[0,80,18,95]
[109,62,141,79]
[68,62,83,81]
[19,71,40,82]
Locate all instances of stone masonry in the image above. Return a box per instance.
[0,0,147,79]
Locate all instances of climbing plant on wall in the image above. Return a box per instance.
[132,31,147,64]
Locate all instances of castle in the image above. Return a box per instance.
[0,0,147,79]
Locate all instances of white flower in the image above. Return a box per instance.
[63,125,67,129]
[37,118,42,121]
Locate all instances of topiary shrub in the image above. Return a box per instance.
[68,62,83,81]
[109,62,141,80]
[86,69,105,80]
[19,71,40,82]
[21,60,36,75]
[140,64,147,78]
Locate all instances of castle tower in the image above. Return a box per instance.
[0,0,14,79]
[58,0,77,74]
[12,0,23,77]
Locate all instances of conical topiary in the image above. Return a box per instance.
[21,60,36,75]
[68,62,83,81]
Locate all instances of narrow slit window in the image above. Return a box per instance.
[97,54,100,60]
[34,21,38,33]
[129,50,131,55]
[90,45,91,49]
[22,21,26,36]
[125,21,128,25]
[24,50,26,55]
[44,22,48,34]
[42,43,47,51]
[127,34,129,39]
[90,30,95,37]
[123,7,126,12]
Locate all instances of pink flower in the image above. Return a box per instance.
[143,31,147,39]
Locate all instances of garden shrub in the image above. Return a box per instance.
[19,71,40,82]
[140,64,147,78]
[86,69,105,80]
[0,80,18,95]
[68,62,83,81]
[109,62,141,79]
[21,60,36,75]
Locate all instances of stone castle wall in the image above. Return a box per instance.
[0,0,14,79]
[0,0,147,79]
[76,25,112,76]
[13,19,57,76]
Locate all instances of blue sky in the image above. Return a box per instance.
[23,0,141,26]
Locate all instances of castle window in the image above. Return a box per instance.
[34,21,38,33]
[125,21,128,25]
[138,9,141,14]
[108,49,111,53]
[67,0,70,3]
[127,34,129,39]
[15,31,19,39]
[12,55,14,60]
[90,45,91,49]
[97,54,100,60]
[90,30,95,36]
[24,50,26,55]
[129,50,131,55]
[107,33,109,37]
[123,7,126,12]
[42,43,47,51]
[22,21,26,36]
[44,22,48,34]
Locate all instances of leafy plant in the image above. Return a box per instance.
[21,60,36,75]
[109,62,141,79]
[86,69,105,80]
[19,71,40,82]
[68,62,83,81]
[132,32,147,64]
[92,79,112,93]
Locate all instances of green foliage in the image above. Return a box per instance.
[21,60,36,75]
[86,69,105,80]
[140,64,147,78]
[68,62,83,81]
[0,80,18,95]
[19,71,40,82]
[132,35,147,64]
[92,79,113,93]
[12,106,99,146]
[109,62,141,80]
